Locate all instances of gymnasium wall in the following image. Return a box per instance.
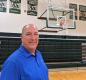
[0,0,86,36]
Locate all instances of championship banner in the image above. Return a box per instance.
[0,0,7,12]
[79,5,86,21]
[9,0,21,14]
[27,0,38,16]
[69,3,77,20]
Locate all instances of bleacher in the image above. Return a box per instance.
[39,35,86,68]
[0,33,86,70]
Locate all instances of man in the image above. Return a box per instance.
[0,24,48,80]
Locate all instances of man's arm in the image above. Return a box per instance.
[0,61,20,80]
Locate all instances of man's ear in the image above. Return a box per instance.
[20,34,22,37]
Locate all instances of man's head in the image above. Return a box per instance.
[21,24,39,54]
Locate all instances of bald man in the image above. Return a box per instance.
[0,24,48,80]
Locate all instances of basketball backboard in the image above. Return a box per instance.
[46,7,76,29]
[38,0,76,33]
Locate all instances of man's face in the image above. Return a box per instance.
[21,25,39,53]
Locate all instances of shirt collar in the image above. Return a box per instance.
[19,45,37,58]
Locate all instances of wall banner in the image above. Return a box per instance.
[0,0,7,12]
[69,3,77,20]
[79,5,86,21]
[27,0,38,16]
[9,0,21,14]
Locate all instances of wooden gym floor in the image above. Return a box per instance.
[49,67,86,80]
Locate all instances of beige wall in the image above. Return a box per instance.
[0,0,86,36]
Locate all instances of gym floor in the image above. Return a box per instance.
[49,67,86,80]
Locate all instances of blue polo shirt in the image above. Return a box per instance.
[0,45,48,80]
